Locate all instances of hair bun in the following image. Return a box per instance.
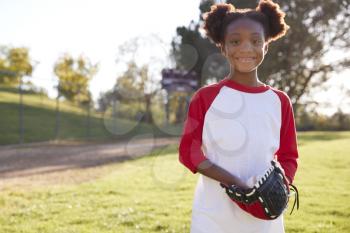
[257,0,289,42]
[203,3,235,45]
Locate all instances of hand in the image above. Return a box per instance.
[234,180,250,190]
[220,182,256,204]
[222,178,250,190]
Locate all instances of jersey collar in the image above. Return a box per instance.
[221,77,270,93]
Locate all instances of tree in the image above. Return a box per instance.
[54,54,98,105]
[171,0,350,115]
[0,46,33,85]
[99,35,166,124]
[114,61,160,124]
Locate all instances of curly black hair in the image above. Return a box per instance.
[203,0,289,46]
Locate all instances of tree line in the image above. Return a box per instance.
[0,47,97,107]
[1,0,349,129]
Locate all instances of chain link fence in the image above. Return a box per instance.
[0,76,190,145]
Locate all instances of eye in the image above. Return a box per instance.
[229,40,240,46]
[252,38,263,45]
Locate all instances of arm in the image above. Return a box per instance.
[275,92,299,183]
[178,91,208,173]
[197,160,250,189]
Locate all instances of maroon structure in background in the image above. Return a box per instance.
[161,68,199,125]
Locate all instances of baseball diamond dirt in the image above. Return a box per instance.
[0,136,179,188]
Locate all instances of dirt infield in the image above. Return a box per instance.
[0,136,179,188]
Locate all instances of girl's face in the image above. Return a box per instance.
[221,18,268,73]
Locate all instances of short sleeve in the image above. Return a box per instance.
[275,92,299,183]
[178,90,208,174]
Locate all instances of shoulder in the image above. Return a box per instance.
[269,86,292,105]
[193,81,223,100]
[188,81,223,111]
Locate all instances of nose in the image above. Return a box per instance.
[240,41,254,52]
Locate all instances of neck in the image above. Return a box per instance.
[228,68,262,87]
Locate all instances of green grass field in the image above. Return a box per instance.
[0,131,349,232]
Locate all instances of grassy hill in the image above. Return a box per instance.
[0,86,180,145]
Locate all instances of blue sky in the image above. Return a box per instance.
[1,0,349,115]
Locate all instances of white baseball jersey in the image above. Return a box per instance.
[178,77,299,233]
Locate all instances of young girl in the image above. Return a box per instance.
[178,0,299,232]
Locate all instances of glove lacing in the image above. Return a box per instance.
[288,183,299,215]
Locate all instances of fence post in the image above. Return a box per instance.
[112,99,117,135]
[86,101,91,138]
[19,75,24,144]
[55,85,60,139]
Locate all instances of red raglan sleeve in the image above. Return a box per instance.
[275,92,299,183]
[178,90,208,174]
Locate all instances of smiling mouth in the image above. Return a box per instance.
[236,57,256,63]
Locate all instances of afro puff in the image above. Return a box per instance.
[203,0,290,46]
[203,3,235,46]
[256,0,290,42]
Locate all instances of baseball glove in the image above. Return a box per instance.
[220,160,299,220]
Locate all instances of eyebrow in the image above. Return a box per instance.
[227,32,261,36]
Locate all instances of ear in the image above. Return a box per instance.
[264,43,269,55]
[220,44,227,57]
